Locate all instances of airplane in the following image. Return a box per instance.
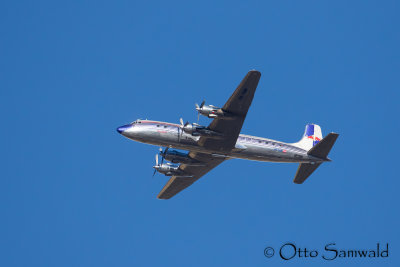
[117,70,339,199]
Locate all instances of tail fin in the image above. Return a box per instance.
[293,124,323,151]
[293,133,339,184]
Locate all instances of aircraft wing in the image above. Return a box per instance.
[158,70,260,199]
[157,152,225,199]
[198,70,261,151]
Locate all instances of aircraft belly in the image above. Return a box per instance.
[130,131,311,163]
[229,144,309,163]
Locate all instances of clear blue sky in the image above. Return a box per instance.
[1,1,399,266]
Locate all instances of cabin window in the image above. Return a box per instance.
[156,125,160,127]
[164,126,167,128]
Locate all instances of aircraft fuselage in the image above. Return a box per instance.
[118,120,325,163]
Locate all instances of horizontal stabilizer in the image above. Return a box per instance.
[307,133,339,159]
[293,163,322,184]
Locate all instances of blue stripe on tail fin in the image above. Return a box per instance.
[305,124,314,137]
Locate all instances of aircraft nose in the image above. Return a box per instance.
[116,124,132,134]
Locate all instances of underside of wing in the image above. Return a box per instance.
[157,152,225,199]
[198,70,261,151]
[158,71,261,199]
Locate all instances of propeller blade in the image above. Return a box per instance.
[152,168,157,177]
[161,147,168,165]
[155,154,158,166]
[195,103,199,109]
[159,147,169,156]
[200,100,205,108]
[178,119,183,142]
[197,111,200,122]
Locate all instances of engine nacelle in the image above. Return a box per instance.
[197,106,235,120]
[154,163,194,177]
[182,123,197,135]
[163,150,198,164]
[195,101,236,120]
[153,163,179,175]
[183,123,223,138]
[196,104,220,117]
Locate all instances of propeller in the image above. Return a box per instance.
[159,147,169,165]
[195,100,206,122]
[178,118,183,141]
[178,118,189,141]
[152,154,159,177]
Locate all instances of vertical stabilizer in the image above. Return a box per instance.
[292,124,323,151]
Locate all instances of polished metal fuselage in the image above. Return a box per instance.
[120,120,324,163]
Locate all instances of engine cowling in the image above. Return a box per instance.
[179,119,223,139]
[162,150,199,164]
[182,123,197,135]
[187,124,222,138]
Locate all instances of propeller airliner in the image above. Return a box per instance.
[117,71,339,199]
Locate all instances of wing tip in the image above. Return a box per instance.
[249,69,261,76]
[157,194,170,200]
